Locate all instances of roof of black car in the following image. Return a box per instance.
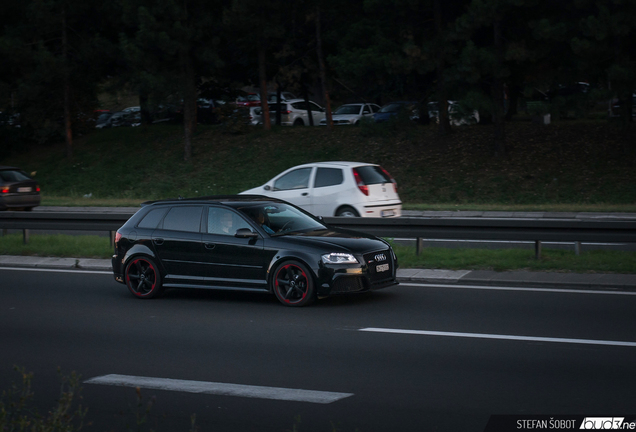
[141,195,285,207]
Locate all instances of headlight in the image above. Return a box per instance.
[321,253,358,264]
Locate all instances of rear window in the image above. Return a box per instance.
[162,206,203,232]
[0,170,31,183]
[138,208,168,229]
[354,166,392,185]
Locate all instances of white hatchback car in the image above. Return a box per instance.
[268,99,325,126]
[240,161,402,217]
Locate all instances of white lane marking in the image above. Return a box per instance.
[360,328,636,347]
[85,374,353,404]
[0,267,111,275]
[400,282,636,296]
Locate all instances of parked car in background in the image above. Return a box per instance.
[249,106,262,125]
[240,161,401,217]
[427,101,480,126]
[268,99,325,126]
[320,103,381,125]
[609,93,636,118]
[97,110,141,128]
[267,92,297,104]
[95,110,113,128]
[112,195,398,306]
[0,166,40,211]
[235,92,261,107]
[373,101,420,123]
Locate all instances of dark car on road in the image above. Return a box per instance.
[0,166,41,211]
[112,195,398,306]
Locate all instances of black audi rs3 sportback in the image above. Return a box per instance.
[112,195,398,306]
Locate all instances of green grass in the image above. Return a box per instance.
[2,119,635,208]
[0,233,112,259]
[392,243,636,273]
[2,233,635,273]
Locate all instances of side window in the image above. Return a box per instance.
[363,106,371,114]
[273,168,312,190]
[291,102,306,111]
[137,208,168,229]
[162,206,203,232]
[207,207,252,236]
[309,102,322,112]
[314,168,344,188]
[371,105,380,113]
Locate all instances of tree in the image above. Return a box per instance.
[122,0,224,161]
[0,0,115,157]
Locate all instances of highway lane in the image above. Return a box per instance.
[1,268,635,432]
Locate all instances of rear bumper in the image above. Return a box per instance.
[0,194,41,210]
[357,202,402,218]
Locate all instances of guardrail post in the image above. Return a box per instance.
[416,237,423,255]
[23,229,30,244]
[534,240,541,259]
[110,231,116,248]
[1,228,6,237]
[574,241,581,256]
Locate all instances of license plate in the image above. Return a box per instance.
[376,263,390,272]
[381,210,395,217]
[17,187,32,193]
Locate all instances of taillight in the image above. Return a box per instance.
[36,185,41,192]
[115,232,122,245]
[382,168,398,193]
[1,187,9,194]
[352,168,369,196]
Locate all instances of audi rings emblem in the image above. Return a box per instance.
[374,254,387,262]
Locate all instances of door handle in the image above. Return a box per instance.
[204,243,216,250]
[153,238,164,245]
[301,192,308,196]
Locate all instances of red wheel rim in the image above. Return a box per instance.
[274,264,309,304]
[126,258,157,296]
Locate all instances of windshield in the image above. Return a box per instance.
[236,203,326,235]
[378,103,403,113]
[335,105,361,115]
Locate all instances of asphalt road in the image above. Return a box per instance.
[1,268,636,432]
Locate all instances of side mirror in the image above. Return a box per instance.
[264,185,271,191]
[235,228,258,239]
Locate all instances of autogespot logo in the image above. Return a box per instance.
[580,418,635,430]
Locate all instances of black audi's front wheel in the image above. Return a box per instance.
[272,261,315,307]
[125,257,164,299]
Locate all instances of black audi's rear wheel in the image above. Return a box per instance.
[272,261,315,307]
[125,257,164,299]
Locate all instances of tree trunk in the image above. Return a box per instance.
[258,44,271,130]
[316,6,332,129]
[62,8,73,159]
[181,48,197,162]
[434,0,451,135]
[492,19,506,157]
[139,88,152,125]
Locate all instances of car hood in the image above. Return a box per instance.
[273,228,389,254]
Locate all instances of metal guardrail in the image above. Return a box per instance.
[1,211,635,258]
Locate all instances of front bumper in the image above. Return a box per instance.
[316,249,398,297]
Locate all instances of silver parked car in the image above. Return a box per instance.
[320,103,381,125]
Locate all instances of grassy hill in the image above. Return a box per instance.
[3,118,636,210]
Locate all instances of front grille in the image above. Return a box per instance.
[331,276,365,294]
[364,249,394,282]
